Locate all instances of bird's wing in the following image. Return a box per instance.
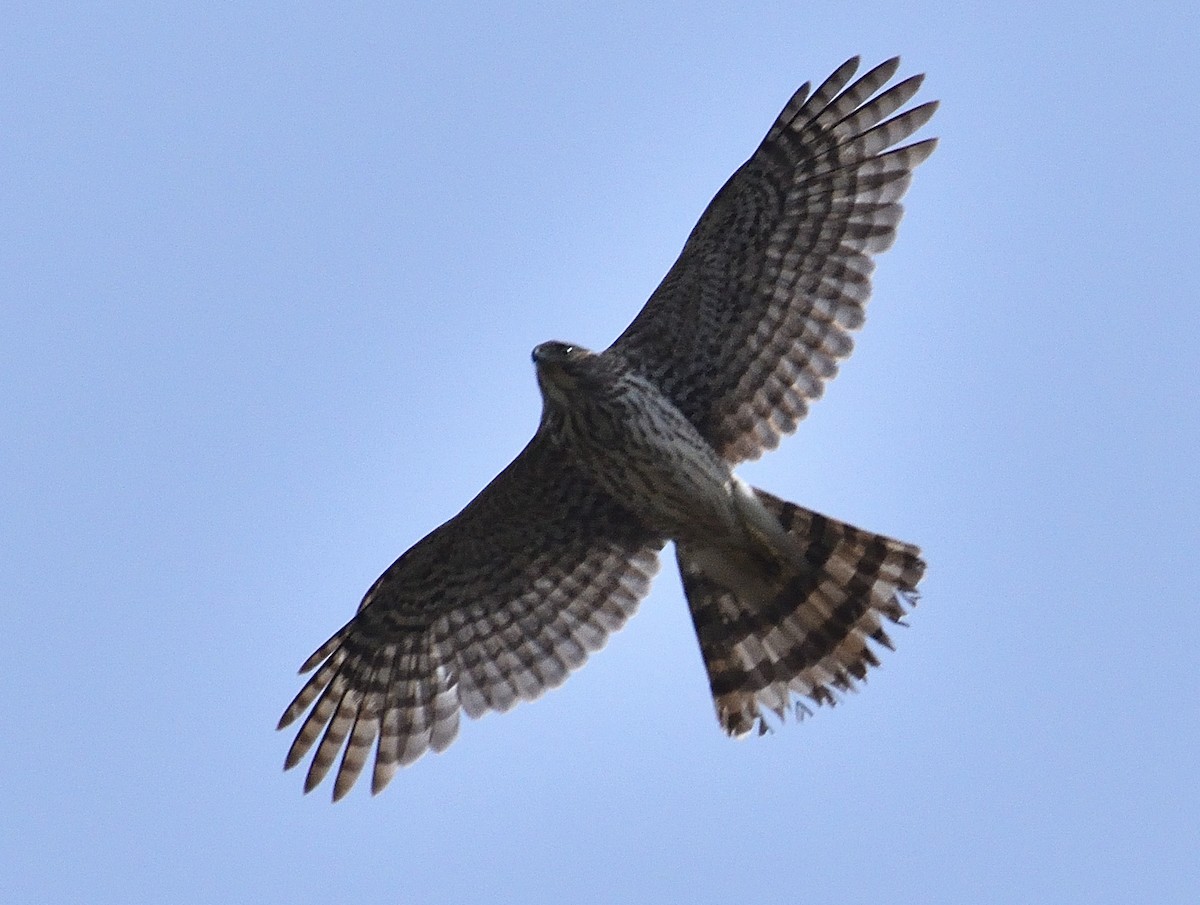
[610,57,937,464]
[278,432,663,800]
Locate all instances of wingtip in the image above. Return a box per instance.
[282,742,305,771]
[276,694,306,731]
[303,770,322,796]
[871,56,902,82]
[903,135,940,167]
[901,100,940,136]
[298,652,323,674]
[371,757,399,796]
[901,71,926,93]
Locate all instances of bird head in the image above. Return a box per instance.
[532,341,596,407]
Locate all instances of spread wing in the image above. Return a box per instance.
[610,57,937,463]
[278,432,663,800]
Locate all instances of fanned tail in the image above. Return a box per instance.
[676,488,924,736]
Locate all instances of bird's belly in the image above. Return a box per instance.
[567,412,738,541]
[616,457,733,537]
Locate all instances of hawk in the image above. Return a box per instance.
[280,56,936,800]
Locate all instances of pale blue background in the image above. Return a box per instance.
[4,3,1197,903]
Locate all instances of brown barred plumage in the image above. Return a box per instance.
[678,490,924,736]
[280,56,935,799]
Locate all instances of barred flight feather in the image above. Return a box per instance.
[281,56,934,799]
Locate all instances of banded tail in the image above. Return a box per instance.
[676,489,925,736]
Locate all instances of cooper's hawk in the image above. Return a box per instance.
[280,56,936,799]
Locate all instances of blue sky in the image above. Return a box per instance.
[4,3,1198,903]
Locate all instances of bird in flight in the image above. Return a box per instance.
[280,56,936,800]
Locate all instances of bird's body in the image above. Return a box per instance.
[281,56,937,799]
[535,342,745,543]
[534,341,803,609]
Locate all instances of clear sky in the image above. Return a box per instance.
[4,3,1198,903]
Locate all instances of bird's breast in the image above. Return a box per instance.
[556,375,737,540]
